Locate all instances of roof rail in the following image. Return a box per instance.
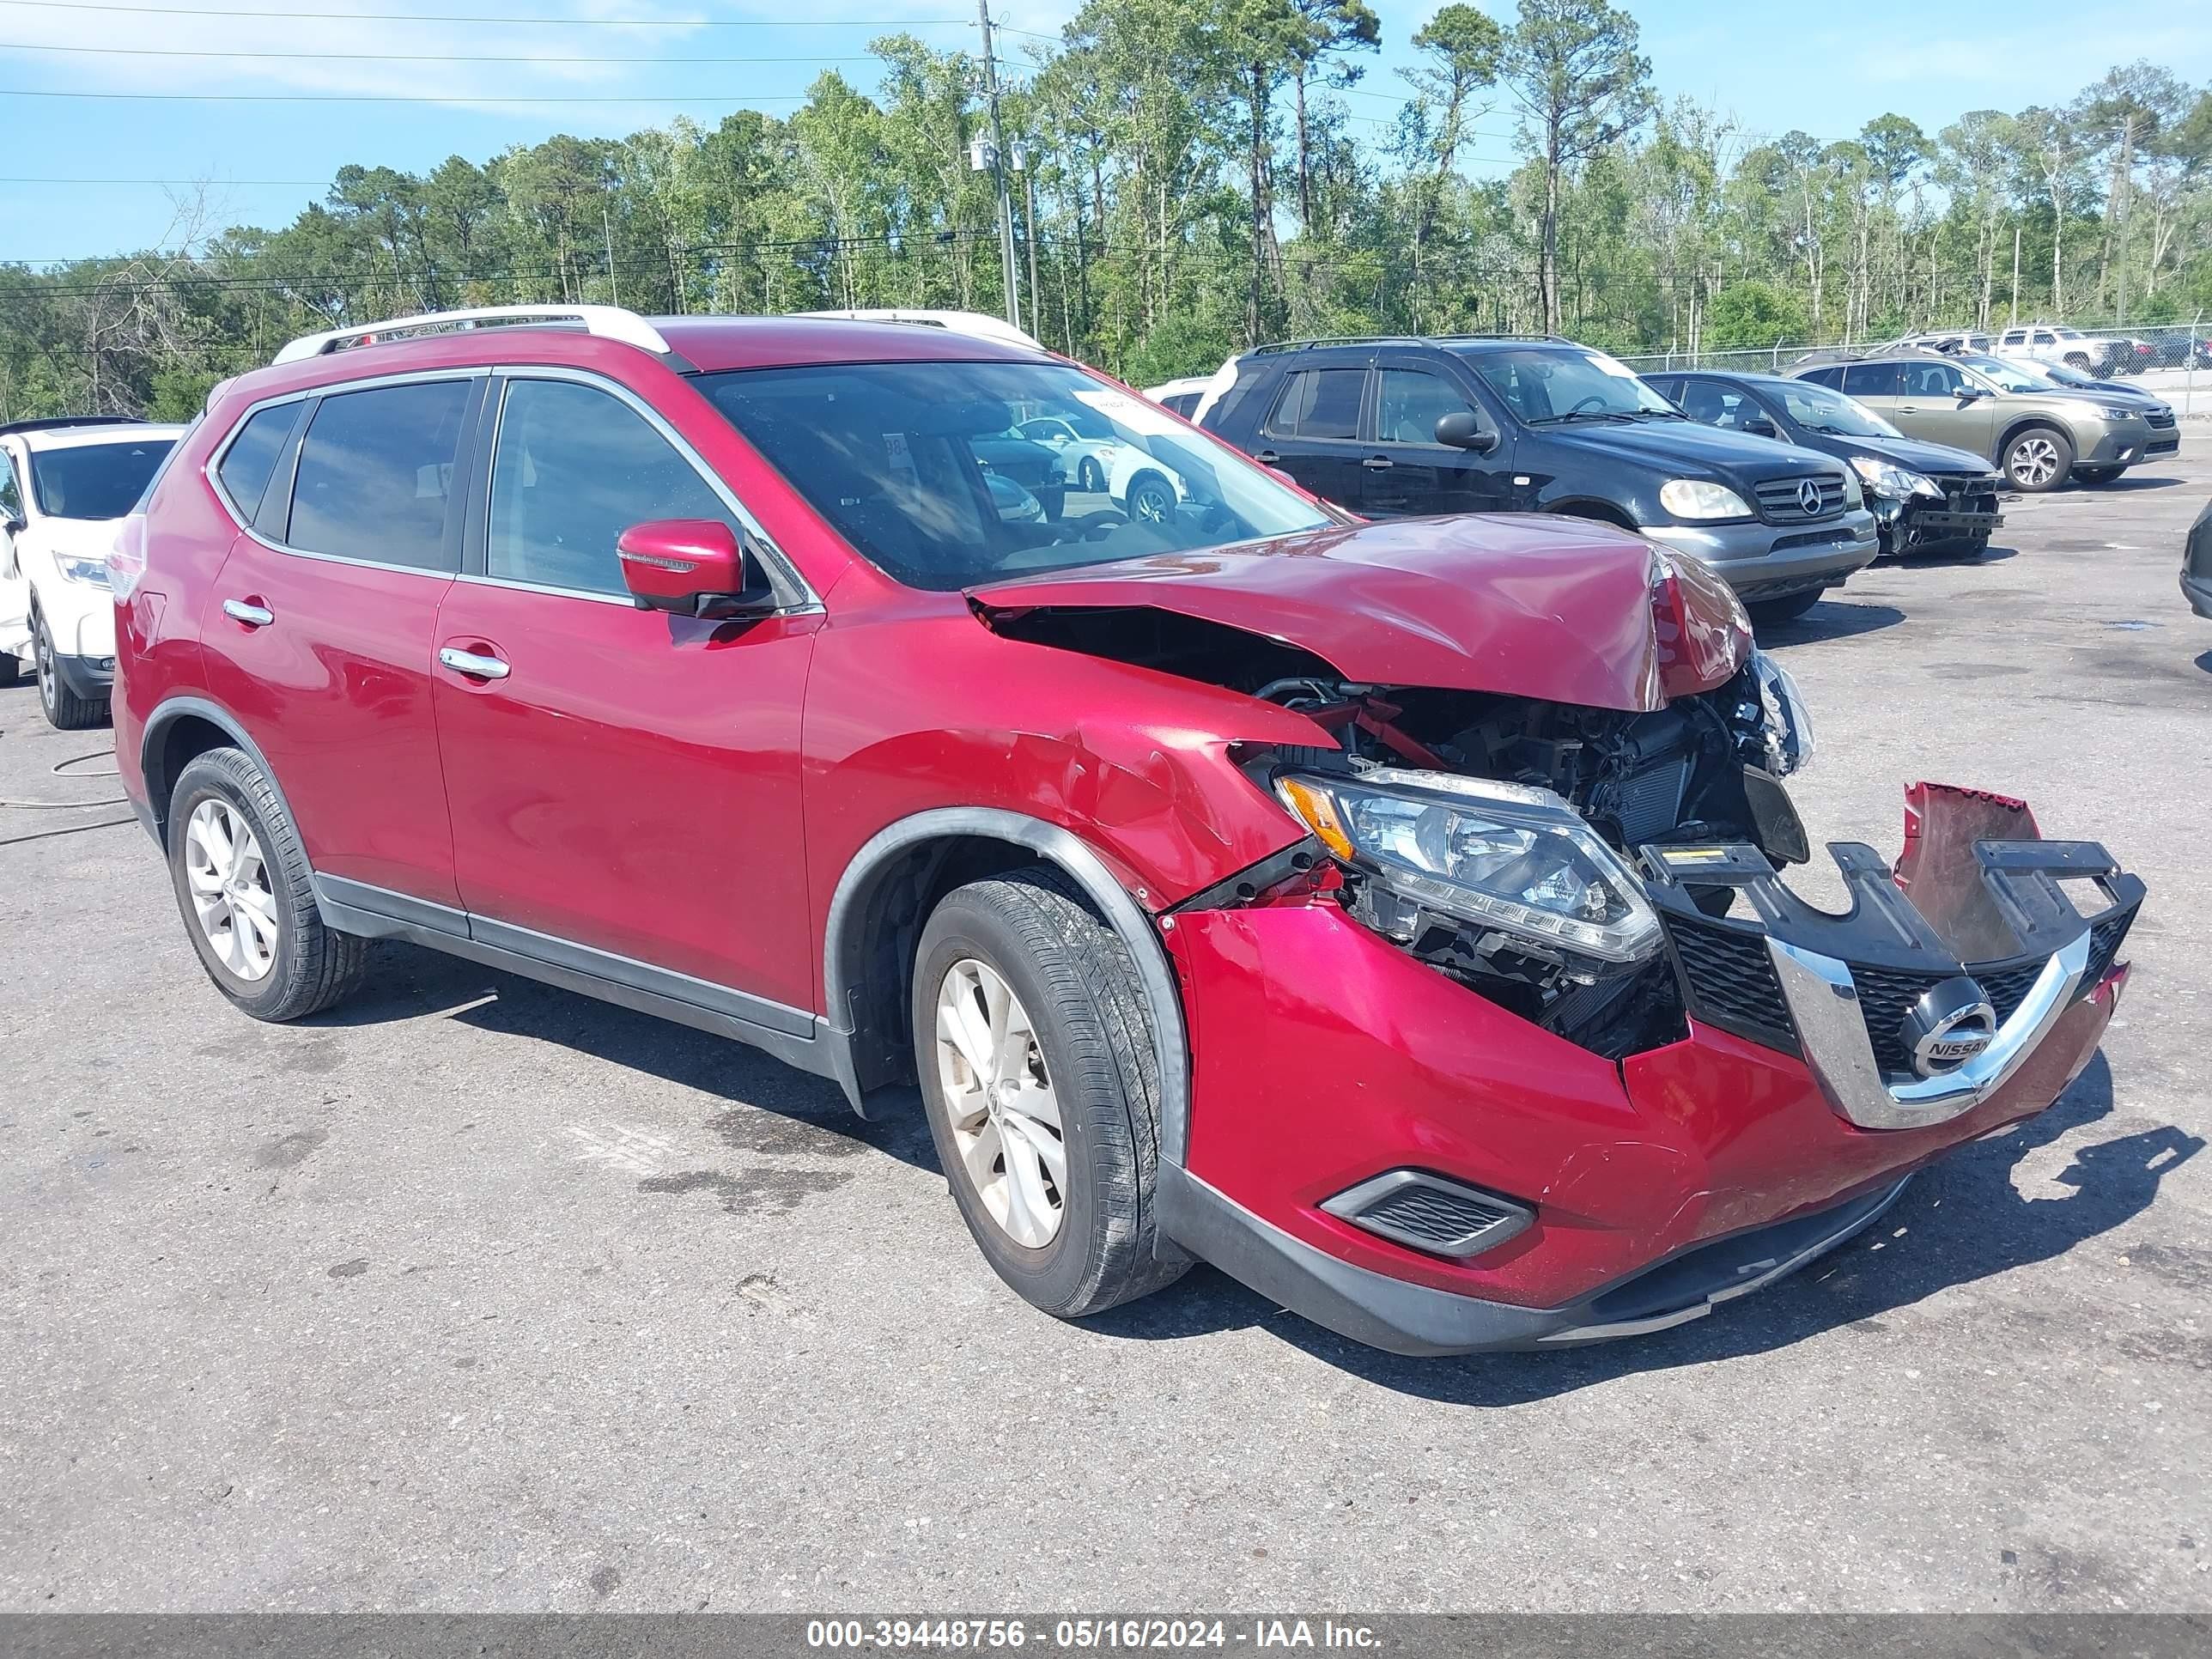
[797,307,1045,351]
[1245,331,1575,356]
[272,304,673,366]
[0,415,148,437]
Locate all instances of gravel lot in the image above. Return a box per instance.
[3,439,2207,1614]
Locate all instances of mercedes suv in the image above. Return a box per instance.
[116,305,2141,1356]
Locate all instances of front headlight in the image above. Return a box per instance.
[58,556,111,587]
[1277,769,1662,965]
[1752,650,1815,776]
[1658,478,1753,521]
[1848,456,1941,500]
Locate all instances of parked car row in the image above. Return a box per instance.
[26,301,2139,1364]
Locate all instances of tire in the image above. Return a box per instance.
[2001,424,2074,493]
[1747,589,1823,627]
[1077,457,1104,494]
[2072,465,2121,485]
[1125,474,1176,526]
[912,868,1188,1321]
[167,747,370,1023]
[32,608,107,730]
[2063,353,2091,371]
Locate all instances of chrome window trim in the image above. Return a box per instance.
[203,367,487,578]
[486,363,820,612]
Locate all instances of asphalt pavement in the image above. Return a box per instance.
[3,440,2207,1613]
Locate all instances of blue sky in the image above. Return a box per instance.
[9,0,2210,266]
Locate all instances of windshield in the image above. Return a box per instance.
[1960,356,2058,394]
[27,436,176,520]
[1770,380,1901,439]
[1460,346,1678,423]
[697,360,1334,590]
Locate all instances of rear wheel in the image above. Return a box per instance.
[913,869,1186,1321]
[168,747,370,1022]
[1747,589,1823,628]
[1077,457,1105,493]
[33,609,106,731]
[2002,425,2073,493]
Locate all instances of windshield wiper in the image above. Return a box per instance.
[1526,410,1638,425]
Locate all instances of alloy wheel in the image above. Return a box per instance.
[1130,482,1172,524]
[2008,436,2060,489]
[184,798,279,981]
[33,617,55,714]
[934,957,1066,1249]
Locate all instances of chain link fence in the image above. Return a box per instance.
[1617,317,2212,416]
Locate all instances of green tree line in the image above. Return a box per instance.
[4,0,2209,419]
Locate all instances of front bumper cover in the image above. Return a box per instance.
[1162,782,2140,1356]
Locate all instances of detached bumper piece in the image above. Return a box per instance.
[1641,835,2141,1132]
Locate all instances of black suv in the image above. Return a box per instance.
[1196,336,1877,625]
[1646,368,2003,558]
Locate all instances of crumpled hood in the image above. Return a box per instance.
[1848,434,1998,476]
[968,514,1747,713]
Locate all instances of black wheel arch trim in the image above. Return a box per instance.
[140,694,301,851]
[822,807,1192,1163]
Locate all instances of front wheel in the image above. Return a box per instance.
[2002,425,2074,493]
[1125,475,1176,526]
[33,610,106,730]
[1076,457,1104,493]
[913,869,1187,1321]
[1747,589,1824,628]
[168,747,370,1022]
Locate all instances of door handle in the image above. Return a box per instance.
[222,599,274,628]
[1362,455,1395,470]
[1254,449,1281,464]
[438,646,510,681]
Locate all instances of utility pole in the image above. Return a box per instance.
[976,0,1021,332]
[601,198,621,307]
[1014,142,1042,336]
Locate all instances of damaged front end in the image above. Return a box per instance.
[1242,647,1818,1065]
[1237,684,2137,1131]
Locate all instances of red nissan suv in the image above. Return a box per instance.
[115,305,2142,1354]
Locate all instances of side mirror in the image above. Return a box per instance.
[2,515,23,538]
[1434,410,1498,453]
[1743,416,1779,439]
[617,519,777,619]
[1956,385,1989,402]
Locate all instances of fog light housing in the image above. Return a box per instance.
[1321,1170,1534,1260]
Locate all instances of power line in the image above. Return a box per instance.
[0,87,817,101]
[0,1,967,21]
[0,176,333,185]
[0,42,883,62]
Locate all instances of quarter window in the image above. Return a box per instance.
[286,380,471,571]
[488,377,732,597]
[1374,368,1474,446]
[216,402,301,521]
[1264,368,1364,440]
[0,454,19,521]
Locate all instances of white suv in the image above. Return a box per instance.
[0,417,184,728]
[1994,325,2118,374]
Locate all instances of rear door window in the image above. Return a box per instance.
[1263,368,1365,440]
[487,377,733,597]
[284,380,472,571]
[216,402,301,521]
[1840,362,1902,398]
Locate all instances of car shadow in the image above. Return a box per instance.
[2194,650,2212,676]
[1091,1054,2202,1404]
[2076,473,2184,492]
[304,939,940,1172]
[1877,543,2019,568]
[1753,599,1905,644]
